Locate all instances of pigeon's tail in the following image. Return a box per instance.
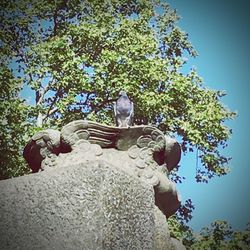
[120,120,128,127]
[118,116,133,127]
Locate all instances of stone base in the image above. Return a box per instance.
[0,160,175,250]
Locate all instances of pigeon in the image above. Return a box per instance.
[114,91,134,127]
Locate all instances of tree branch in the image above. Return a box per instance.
[47,106,58,116]
[53,8,58,36]
[44,89,60,120]
[90,97,116,111]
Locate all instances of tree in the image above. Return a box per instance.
[0,63,33,179]
[0,0,235,181]
[182,220,250,249]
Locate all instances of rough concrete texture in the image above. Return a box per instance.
[170,238,187,250]
[42,139,181,219]
[0,159,175,250]
[23,121,182,219]
[154,206,175,250]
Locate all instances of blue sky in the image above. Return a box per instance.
[167,0,250,231]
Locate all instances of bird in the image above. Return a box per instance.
[114,91,134,127]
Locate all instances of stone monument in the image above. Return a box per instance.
[0,117,184,249]
[24,120,182,217]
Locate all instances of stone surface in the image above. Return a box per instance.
[23,120,182,218]
[23,128,61,172]
[154,206,175,250]
[17,120,184,249]
[54,140,180,218]
[0,160,157,250]
[24,120,181,173]
[171,238,187,250]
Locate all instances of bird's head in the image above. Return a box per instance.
[119,90,127,97]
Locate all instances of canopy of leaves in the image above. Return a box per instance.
[182,220,250,249]
[0,63,32,178]
[0,0,235,181]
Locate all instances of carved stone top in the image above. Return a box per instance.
[23,120,182,218]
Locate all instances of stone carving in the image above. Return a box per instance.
[23,129,61,172]
[23,120,181,218]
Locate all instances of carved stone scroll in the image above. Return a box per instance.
[23,120,182,218]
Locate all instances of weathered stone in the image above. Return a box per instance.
[128,145,140,159]
[0,160,156,250]
[0,119,188,249]
[24,121,181,175]
[136,159,147,169]
[154,206,175,250]
[171,238,187,250]
[137,135,152,148]
[23,128,61,172]
[142,171,160,186]
[92,144,103,156]
[23,120,182,219]
[164,136,182,172]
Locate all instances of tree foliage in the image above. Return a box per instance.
[182,220,250,249]
[0,0,235,182]
[0,63,33,178]
[168,198,195,240]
